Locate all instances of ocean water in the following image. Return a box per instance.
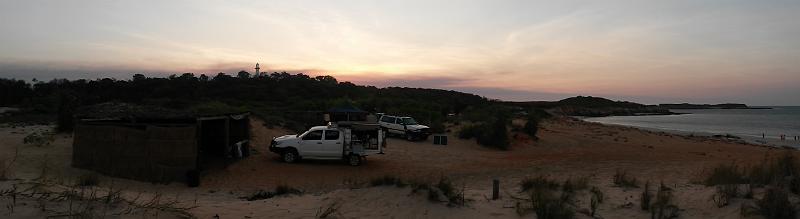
[583,106,800,146]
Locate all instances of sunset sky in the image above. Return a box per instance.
[1,0,799,105]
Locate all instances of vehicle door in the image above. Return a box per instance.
[380,116,399,134]
[393,117,406,134]
[320,129,343,157]
[299,130,323,156]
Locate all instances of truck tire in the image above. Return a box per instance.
[405,132,415,141]
[282,149,299,163]
[348,154,362,166]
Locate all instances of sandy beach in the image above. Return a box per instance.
[0,117,794,218]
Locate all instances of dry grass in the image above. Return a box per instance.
[613,169,639,188]
[316,199,342,219]
[244,185,302,201]
[757,187,795,219]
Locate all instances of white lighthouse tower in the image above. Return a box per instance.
[255,63,261,76]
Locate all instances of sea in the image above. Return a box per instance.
[583,106,800,147]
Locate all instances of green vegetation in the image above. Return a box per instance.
[457,106,513,150]
[0,74,487,132]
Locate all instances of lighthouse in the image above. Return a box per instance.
[255,63,261,76]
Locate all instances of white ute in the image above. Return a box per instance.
[269,123,385,166]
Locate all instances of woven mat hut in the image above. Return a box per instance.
[72,103,250,186]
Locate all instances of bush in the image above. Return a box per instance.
[523,117,540,138]
[458,124,481,139]
[523,108,549,138]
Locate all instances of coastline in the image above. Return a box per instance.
[581,116,800,148]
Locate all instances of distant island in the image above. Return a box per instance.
[659,103,771,109]
[506,96,679,117]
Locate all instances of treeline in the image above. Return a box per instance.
[0,72,489,131]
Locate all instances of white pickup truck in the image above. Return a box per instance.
[269,123,384,166]
[378,115,431,141]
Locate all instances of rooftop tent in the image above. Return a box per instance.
[72,103,250,185]
[326,106,368,123]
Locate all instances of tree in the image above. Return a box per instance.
[132,74,146,81]
[237,71,251,79]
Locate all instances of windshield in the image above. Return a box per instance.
[402,118,418,125]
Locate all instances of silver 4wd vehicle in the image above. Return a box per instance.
[378,115,430,141]
[269,123,384,166]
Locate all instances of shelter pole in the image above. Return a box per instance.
[225,117,230,157]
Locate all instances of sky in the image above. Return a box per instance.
[1,0,799,105]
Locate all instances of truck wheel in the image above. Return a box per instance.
[348,154,362,166]
[405,132,415,141]
[282,150,299,163]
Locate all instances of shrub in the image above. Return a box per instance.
[523,108,549,138]
[613,169,639,188]
[458,124,481,139]
[757,187,795,219]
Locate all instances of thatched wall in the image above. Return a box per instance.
[72,124,197,183]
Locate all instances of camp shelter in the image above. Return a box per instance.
[71,103,250,186]
[326,106,369,123]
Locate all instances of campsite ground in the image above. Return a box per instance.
[0,117,791,218]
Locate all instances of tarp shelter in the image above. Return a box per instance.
[71,103,250,186]
[326,106,368,123]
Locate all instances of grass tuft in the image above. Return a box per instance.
[245,185,302,201]
[613,169,639,188]
[757,187,795,219]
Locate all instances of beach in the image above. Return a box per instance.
[0,117,795,218]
